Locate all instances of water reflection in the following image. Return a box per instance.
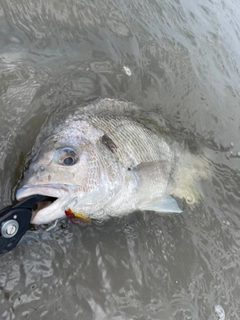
[1,0,240,319]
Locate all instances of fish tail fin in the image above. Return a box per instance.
[172,151,210,206]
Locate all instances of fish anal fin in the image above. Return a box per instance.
[140,196,182,214]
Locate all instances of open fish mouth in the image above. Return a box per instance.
[16,185,70,224]
[30,198,57,224]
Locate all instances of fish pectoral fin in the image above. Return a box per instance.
[140,196,182,214]
[130,160,170,187]
[132,160,169,175]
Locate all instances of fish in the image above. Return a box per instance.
[16,99,208,225]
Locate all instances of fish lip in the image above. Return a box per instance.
[16,184,71,224]
[30,196,65,224]
[16,184,72,225]
[16,184,70,201]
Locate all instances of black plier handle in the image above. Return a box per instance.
[0,195,55,254]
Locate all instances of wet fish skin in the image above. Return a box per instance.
[16,99,204,225]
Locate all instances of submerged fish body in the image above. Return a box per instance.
[16,99,206,224]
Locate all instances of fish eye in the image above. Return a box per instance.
[55,147,78,166]
[63,157,74,166]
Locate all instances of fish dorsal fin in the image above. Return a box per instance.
[140,196,182,213]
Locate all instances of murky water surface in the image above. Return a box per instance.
[1,0,240,319]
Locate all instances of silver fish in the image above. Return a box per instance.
[16,99,207,224]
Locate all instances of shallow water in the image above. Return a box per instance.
[1,0,240,319]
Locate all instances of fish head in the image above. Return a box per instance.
[16,120,115,224]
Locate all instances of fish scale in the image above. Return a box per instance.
[16,99,208,224]
[90,116,172,167]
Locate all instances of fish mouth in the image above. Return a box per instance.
[16,184,70,224]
